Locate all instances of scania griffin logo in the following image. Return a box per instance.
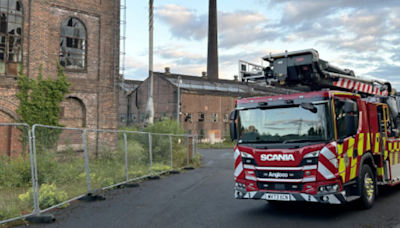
[260,154,295,161]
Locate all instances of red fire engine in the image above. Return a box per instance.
[230,49,400,209]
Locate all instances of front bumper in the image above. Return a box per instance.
[235,188,347,204]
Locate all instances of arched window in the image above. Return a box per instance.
[0,0,23,70]
[60,18,86,70]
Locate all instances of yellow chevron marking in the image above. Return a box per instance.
[338,143,344,156]
[389,142,393,152]
[339,159,346,182]
[389,152,393,164]
[396,152,399,165]
[367,133,371,151]
[396,142,400,152]
[358,133,364,156]
[378,167,384,176]
[385,150,388,160]
[350,158,358,180]
[347,138,355,158]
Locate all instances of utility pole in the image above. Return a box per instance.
[177,76,182,124]
[146,0,155,124]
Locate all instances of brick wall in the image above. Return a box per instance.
[0,0,120,156]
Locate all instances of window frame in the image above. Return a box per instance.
[0,0,24,75]
[59,17,87,72]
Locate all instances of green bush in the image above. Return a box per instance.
[19,183,69,209]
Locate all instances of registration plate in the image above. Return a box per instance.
[265,193,290,201]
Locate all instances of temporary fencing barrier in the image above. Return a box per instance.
[0,123,37,224]
[0,123,198,225]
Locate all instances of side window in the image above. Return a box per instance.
[335,98,359,138]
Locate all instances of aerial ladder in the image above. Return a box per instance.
[238,49,393,97]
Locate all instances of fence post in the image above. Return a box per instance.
[169,134,173,171]
[149,133,153,175]
[82,130,91,192]
[192,135,195,159]
[31,125,40,215]
[186,135,189,166]
[124,132,128,182]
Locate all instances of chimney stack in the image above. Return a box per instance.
[165,67,171,75]
[207,0,219,80]
[202,71,207,79]
[234,75,238,82]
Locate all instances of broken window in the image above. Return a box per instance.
[211,113,218,123]
[0,0,23,74]
[223,114,229,122]
[198,113,205,122]
[131,113,136,122]
[120,115,126,123]
[60,18,87,70]
[184,113,192,123]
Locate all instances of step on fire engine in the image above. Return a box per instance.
[230,49,400,209]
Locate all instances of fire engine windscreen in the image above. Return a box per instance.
[237,104,333,143]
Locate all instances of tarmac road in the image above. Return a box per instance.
[27,149,400,228]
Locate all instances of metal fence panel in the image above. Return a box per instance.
[0,123,36,224]
[32,125,86,213]
[170,135,189,169]
[150,134,172,174]
[123,131,152,182]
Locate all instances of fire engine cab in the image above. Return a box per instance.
[230,49,400,209]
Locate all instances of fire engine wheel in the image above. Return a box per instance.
[359,165,375,209]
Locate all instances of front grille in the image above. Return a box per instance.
[255,170,304,179]
[257,182,304,191]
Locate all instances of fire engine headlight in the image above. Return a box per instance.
[304,151,320,158]
[241,152,254,159]
[318,184,340,194]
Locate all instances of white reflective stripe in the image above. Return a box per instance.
[321,147,336,160]
[300,193,318,202]
[347,80,354,89]
[318,162,335,180]
[243,164,255,170]
[303,165,317,170]
[330,158,338,168]
[249,191,257,198]
[290,195,297,201]
[302,177,316,182]
[234,149,240,160]
[234,162,243,177]
[246,175,257,181]
[327,195,341,204]
[343,79,349,88]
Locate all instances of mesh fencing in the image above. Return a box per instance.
[0,124,36,224]
[0,123,197,224]
[32,125,87,212]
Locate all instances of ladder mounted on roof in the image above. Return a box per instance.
[239,49,392,97]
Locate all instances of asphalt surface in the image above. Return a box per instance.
[26,149,400,228]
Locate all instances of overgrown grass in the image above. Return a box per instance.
[0,119,203,223]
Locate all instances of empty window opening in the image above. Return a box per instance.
[198,113,205,122]
[184,113,192,123]
[60,18,87,70]
[211,113,218,123]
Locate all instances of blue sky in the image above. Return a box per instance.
[123,0,400,88]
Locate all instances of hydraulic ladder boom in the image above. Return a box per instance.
[239,49,392,96]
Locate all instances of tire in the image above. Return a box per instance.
[358,164,375,209]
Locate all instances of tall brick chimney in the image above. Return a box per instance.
[207,0,219,80]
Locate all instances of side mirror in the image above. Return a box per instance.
[344,99,358,137]
[345,99,357,113]
[230,110,238,141]
[300,102,317,113]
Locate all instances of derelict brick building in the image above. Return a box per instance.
[0,0,120,155]
[119,68,292,138]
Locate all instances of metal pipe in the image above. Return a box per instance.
[146,0,155,124]
[177,76,181,124]
[31,125,40,215]
[149,133,153,175]
[169,134,173,170]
